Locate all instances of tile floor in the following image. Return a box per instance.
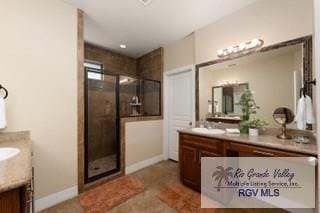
[41,160,179,213]
[40,161,293,213]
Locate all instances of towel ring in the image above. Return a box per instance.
[0,84,8,99]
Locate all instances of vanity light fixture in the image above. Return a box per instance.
[219,80,239,86]
[120,44,127,49]
[217,38,264,58]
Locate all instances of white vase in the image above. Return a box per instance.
[249,128,259,136]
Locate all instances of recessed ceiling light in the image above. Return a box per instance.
[138,0,152,6]
[120,44,127,49]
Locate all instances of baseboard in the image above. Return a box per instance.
[35,186,78,212]
[125,154,165,174]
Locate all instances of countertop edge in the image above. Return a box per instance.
[0,178,31,193]
[178,129,318,156]
[0,131,30,143]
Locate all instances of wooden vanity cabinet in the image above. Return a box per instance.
[0,183,31,213]
[179,133,315,191]
[179,134,223,191]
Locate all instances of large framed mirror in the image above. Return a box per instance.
[196,35,313,128]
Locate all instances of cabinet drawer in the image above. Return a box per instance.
[180,134,223,155]
[228,142,309,157]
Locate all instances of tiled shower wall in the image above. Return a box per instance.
[137,48,163,81]
[137,48,163,115]
[85,43,138,76]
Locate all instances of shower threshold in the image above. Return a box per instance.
[88,154,117,178]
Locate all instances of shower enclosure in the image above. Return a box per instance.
[84,67,120,183]
[84,63,161,183]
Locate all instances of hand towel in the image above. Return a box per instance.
[295,95,314,130]
[226,128,240,134]
[0,97,7,129]
[208,103,212,113]
[305,95,315,124]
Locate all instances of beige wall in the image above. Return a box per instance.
[0,0,78,199]
[195,0,314,64]
[199,47,302,127]
[164,33,195,71]
[125,120,163,166]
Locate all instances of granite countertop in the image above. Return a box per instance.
[178,128,317,156]
[0,131,32,193]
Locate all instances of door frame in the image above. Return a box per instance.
[163,64,196,160]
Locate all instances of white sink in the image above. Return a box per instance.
[0,148,20,162]
[192,128,225,135]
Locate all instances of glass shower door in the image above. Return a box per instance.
[85,68,120,183]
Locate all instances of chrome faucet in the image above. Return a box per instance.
[205,121,214,129]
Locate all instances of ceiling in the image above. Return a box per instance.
[64,0,259,58]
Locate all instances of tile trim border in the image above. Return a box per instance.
[77,9,85,192]
[125,154,165,174]
[34,186,78,212]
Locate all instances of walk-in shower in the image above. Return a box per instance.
[84,62,161,183]
[84,66,120,183]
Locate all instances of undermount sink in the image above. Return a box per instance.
[191,128,225,135]
[0,148,20,162]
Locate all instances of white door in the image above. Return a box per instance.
[167,68,195,161]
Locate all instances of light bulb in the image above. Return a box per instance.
[239,43,247,51]
[251,39,260,47]
[217,49,224,56]
[227,46,234,54]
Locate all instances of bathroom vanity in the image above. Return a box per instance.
[0,132,32,213]
[178,129,317,191]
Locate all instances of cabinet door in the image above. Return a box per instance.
[180,145,199,190]
[197,149,221,190]
[0,188,20,213]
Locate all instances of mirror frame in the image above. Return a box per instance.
[195,35,313,121]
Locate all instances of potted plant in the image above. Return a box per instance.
[236,89,261,133]
[242,118,268,136]
[236,89,260,120]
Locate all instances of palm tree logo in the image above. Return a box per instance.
[212,166,233,192]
